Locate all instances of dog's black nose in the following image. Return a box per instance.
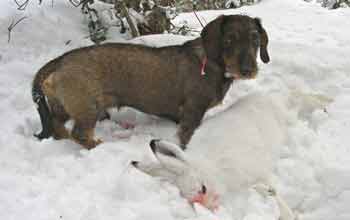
[131,161,139,167]
[240,55,253,77]
[149,139,160,153]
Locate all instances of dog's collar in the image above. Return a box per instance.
[200,57,208,76]
[200,57,233,79]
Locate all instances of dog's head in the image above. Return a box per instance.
[201,15,270,79]
[131,139,220,211]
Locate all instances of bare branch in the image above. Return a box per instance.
[14,0,30,10]
[8,16,28,43]
[120,0,140,37]
[68,0,92,8]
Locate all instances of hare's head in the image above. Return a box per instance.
[131,139,220,211]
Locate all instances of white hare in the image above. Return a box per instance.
[132,93,295,220]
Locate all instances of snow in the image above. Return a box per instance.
[0,0,350,220]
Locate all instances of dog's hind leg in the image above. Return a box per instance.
[52,119,70,139]
[48,98,70,140]
[97,110,111,121]
[70,108,102,149]
[71,119,101,150]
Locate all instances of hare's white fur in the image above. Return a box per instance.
[134,93,296,220]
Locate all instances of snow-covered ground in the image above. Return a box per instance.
[1,0,350,220]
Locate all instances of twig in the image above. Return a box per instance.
[14,0,30,10]
[68,0,92,8]
[193,10,204,28]
[68,0,82,7]
[13,0,45,10]
[199,13,207,25]
[115,13,126,33]
[120,0,140,38]
[8,16,28,43]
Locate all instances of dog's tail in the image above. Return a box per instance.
[32,58,60,140]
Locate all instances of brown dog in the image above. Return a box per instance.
[32,15,270,149]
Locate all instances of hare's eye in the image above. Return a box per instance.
[201,185,207,194]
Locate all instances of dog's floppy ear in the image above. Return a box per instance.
[254,18,270,63]
[201,15,226,60]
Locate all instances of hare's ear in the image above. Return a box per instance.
[131,139,189,178]
[150,139,189,175]
[149,139,188,163]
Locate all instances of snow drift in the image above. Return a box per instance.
[1,0,350,220]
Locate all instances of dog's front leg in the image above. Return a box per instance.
[177,100,209,149]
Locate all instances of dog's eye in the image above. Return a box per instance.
[224,39,232,45]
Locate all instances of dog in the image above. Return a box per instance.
[32,15,270,149]
[131,94,295,220]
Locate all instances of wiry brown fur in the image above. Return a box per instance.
[32,15,270,149]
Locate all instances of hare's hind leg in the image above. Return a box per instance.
[253,183,296,220]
